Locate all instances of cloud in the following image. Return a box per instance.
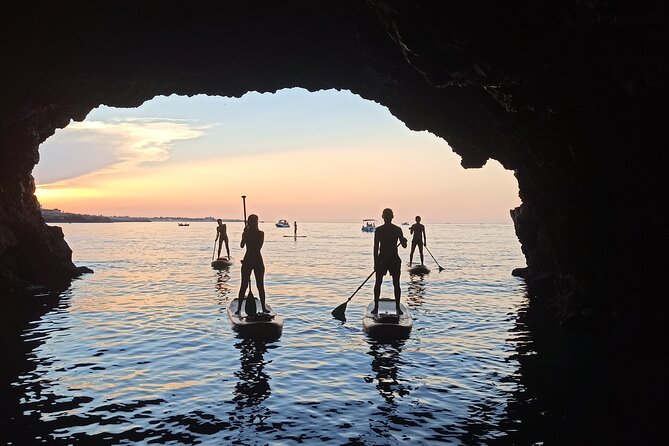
[35,117,208,188]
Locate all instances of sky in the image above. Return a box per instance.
[33,88,520,223]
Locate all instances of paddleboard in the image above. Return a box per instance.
[362,298,412,340]
[211,257,234,269]
[408,264,430,275]
[227,297,284,340]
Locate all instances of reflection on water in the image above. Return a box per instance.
[214,269,231,306]
[232,339,272,410]
[406,275,427,308]
[366,339,410,405]
[4,222,646,444]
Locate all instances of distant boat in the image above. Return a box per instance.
[178,223,190,226]
[361,219,376,232]
[401,222,409,225]
[276,219,290,228]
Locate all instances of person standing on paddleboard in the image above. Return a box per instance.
[215,219,230,259]
[236,214,269,314]
[373,208,408,315]
[409,215,427,266]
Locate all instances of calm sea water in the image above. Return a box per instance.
[5,222,530,445]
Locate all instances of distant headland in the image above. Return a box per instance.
[41,208,241,223]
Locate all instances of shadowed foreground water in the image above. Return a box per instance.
[2,222,642,445]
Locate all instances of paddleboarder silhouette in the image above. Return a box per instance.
[236,214,269,314]
[372,208,407,315]
[215,219,230,259]
[409,216,427,266]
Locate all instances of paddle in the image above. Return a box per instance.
[241,195,257,316]
[425,244,445,272]
[331,270,375,322]
[331,242,401,322]
[212,238,217,262]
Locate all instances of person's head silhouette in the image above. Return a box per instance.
[382,208,394,223]
[247,214,259,229]
[415,216,421,223]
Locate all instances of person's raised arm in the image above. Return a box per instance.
[240,230,246,249]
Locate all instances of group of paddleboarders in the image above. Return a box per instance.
[372,209,427,316]
[215,208,429,318]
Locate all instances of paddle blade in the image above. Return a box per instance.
[245,289,257,315]
[331,302,347,322]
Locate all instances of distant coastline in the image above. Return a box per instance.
[41,208,241,223]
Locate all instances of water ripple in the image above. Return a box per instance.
[2,223,534,445]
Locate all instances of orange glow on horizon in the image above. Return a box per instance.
[34,91,521,223]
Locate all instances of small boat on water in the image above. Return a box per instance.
[227,297,284,340]
[211,256,234,269]
[361,219,376,232]
[178,223,190,226]
[276,219,290,228]
[362,298,412,340]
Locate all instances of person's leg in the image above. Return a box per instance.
[217,239,222,259]
[372,271,383,313]
[410,242,416,265]
[254,266,268,312]
[392,272,403,315]
[418,244,424,265]
[224,238,230,258]
[237,268,250,313]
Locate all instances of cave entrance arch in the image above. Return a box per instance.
[5,1,661,334]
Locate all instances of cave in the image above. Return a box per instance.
[3,2,668,442]
[1,3,666,336]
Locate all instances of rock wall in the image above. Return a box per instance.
[1,2,666,330]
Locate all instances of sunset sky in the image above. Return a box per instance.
[34,88,520,223]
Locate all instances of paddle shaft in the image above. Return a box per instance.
[212,238,217,261]
[344,270,375,304]
[344,241,403,304]
[242,195,247,226]
[425,244,444,270]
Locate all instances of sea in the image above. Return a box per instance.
[3,222,538,445]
